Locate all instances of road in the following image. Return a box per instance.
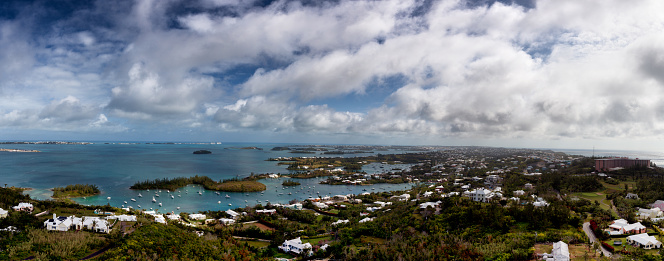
[583,222,612,257]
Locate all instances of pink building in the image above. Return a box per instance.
[595,158,650,171]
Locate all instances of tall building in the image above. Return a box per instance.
[595,158,650,171]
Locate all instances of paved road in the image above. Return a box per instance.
[583,222,612,257]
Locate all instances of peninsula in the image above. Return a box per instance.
[130,175,266,192]
[52,184,101,198]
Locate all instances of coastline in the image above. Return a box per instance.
[0,148,40,152]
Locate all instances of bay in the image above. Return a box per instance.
[0,142,415,214]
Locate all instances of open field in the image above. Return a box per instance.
[571,192,618,218]
[303,236,332,245]
[242,240,270,248]
[242,222,275,231]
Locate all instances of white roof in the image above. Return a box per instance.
[628,233,661,246]
[0,208,7,214]
[552,241,569,260]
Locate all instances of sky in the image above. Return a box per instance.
[1,0,664,150]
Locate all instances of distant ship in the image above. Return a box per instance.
[193,150,212,154]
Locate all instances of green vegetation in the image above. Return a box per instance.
[52,184,100,198]
[130,175,266,192]
[3,229,106,260]
[281,180,300,186]
[101,223,269,260]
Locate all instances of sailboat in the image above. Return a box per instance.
[152,196,156,203]
[138,193,143,197]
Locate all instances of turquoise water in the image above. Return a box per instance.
[0,142,415,214]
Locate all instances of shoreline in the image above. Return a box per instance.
[0,148,41,152]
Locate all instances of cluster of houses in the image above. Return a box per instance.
[43,213,136,233]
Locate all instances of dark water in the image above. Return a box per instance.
[0,142,415,214]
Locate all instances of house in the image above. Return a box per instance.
[469,188,495,203]
[359,217,374,223]
[189,214,206,220]
[278,237,312,256]
[651,200,664,210]
[166,214,180,220]
[514,190,525,196]
[524,183,533,189]
[226,209,241,219]
[0,208,8,218]
[82,217,101,230]
[533,198,549,207]
[285,203,303,210]
[608,219,646,234]
[627,233,662,249]
[331,219,349,226]
[94,219,110,233]
[435,185,445,193]
[638,207,663,220]
[153,214,166,224]
[312,202,328,209]
[547,241,570,261]
[44,214,72,231]
[626,193,640,200]
[484,175,503,188]
[12,202,33,212]
[256,209,277,215]
[107,214,137,222]
[422,191,434,197]
[220,218,235,225]
[420,201,441,209]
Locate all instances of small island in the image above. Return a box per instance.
[193,150,212,154]
[282,180,301,186]
[52,184,100,198]
[130,175,266,192]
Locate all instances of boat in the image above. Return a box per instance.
[244,200,247,202]
[225,194,230,198]
[178,195,181,197]
[137,205,141,208]
[152,196,156,202]
[155,194,159,197]
[131,198,136,202]
[124,201,128,204]
[228,203,232,206]
[171,195,174,199]
[177,207,180,210]
[288,192,292,195]
[159,202,162,207]
[138,193,143,197]
[218,201,221,204]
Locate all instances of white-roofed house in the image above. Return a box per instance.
[256,209,277,215]
[549,241,570,261]
[627,233,662,249]
[0,208,8,218]
[220,218,235,225]
[44,214,72,232]
[278,237,312,256]
[94,219,110,233]
[638,207,663,220]
[608,219,646,235]
[226,209,241,219]
[469,189,495,203]
[12,202,33,212]
[189,214,207,220]
[513,190,525,196]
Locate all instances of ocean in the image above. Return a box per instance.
[0,142,415,214]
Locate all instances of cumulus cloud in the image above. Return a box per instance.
[3,0,664,146]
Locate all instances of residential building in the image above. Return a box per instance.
[625,193,640,200]
[256,209,277,215]
[189,214,206,220]
[278,237,312,256]
[548,241,570,261]
[608,219,646,235]
[627,233,662,249]
[524,183,533,189]
[514,190,525,196]
[469,188,495,203]
[44,214,72,231]
[638,208,663,220]
[220,218,235,225]
[226,209,241,219]
[331,219,349,226]
[12,202,33,212]
[0,208,7,218]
